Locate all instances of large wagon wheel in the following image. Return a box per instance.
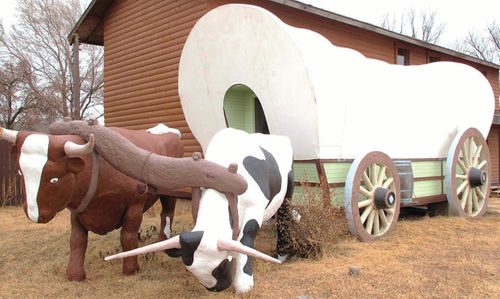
[345,151,401,241]
[445,127,490,217]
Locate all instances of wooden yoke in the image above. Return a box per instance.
[49,120,248,196]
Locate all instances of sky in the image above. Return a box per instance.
[301,0,500,47]
[0,0,498,47]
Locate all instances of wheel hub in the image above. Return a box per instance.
[374,187,396,209]
[468,167,487,188]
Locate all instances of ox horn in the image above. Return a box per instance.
[64,133,95,155]
[217,239,282,264]
[105,235,181,261]
[0,127,18,143]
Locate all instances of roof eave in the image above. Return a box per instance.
[68,0,499,69]
[67,0,111,45]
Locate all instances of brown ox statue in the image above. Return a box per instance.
[0,124,183,281]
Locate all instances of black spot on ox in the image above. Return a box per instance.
[243,147,282,206]
[206,258,234,292]
[165,231,204,266]
[240,219,260,276]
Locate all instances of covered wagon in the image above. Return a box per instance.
[178,4,495,241]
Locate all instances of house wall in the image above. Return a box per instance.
[487,125,500,185]
[103,0,208,155]
[101,0,500,183]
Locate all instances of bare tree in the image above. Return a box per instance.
[0,0,103,130]
[455,22,499,64]
[0,61,35,129]
[380,8,446,44]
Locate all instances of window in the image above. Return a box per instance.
[397,48,409,65]
[254,98,269,134]
[223,84,269,134]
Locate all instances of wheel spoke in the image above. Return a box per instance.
[384,207,395,215]
[365,210,375,234]
[457,158,467,173]
[469,137,475,167]
[467,190,473,215]
[456,174,468,180]
[359,186,373,199]
[462,142,470,167]
[379,210,389,228]
[382,177,394,189]
[362,170,374,191]
[373,211,380,235]
[456,180,468,195]
[461,185,469,209]
[360,205,373,224]
[475,187,485,200]
[377,165,387,187]
[477,160,487,170]
[472,189,479,212]
[472,144,483,167]
[370,164,378,186]
[358,199,372,208]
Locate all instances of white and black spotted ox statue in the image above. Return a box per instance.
[0,124,183,281]
[106,128,294,294]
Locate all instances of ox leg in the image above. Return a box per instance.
[277,198,292,261]
[234,215,262,294]
[67,212,88,281]
[120,205,143,275]
[159,196,176,242]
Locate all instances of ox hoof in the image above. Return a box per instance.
[234,274,254,295]
[277,253,290,262]
[66,270,86,281]
[123,262,140,276]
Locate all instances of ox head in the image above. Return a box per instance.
[105,188,280,292]
[1,127,94,223]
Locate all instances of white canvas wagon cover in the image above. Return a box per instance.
[178,4,494,160]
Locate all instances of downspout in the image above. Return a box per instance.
[71,33,81,120]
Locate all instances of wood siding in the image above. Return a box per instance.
[101,0,500,173]
[103,0,208,156]
[487,125,500,186]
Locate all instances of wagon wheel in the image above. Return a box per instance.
[345,151,401,242]
[445,128,490,217]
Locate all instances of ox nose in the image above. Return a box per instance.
[206,258,234,292]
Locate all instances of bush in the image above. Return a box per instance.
[279,180,349,259]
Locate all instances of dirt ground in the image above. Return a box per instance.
[0,201,499,298]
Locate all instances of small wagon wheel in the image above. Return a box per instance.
[345,151,401,242]
[445,127,490,217]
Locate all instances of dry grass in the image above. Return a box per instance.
[1,200,499,298]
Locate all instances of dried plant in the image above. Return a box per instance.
[279,179,349,259]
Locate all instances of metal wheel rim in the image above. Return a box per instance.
[445,127,490,217]
[345,151,401,241]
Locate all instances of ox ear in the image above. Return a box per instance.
[67,157,85,174]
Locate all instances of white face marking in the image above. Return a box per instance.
[19,134,49,223]
[164,216,171,239]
